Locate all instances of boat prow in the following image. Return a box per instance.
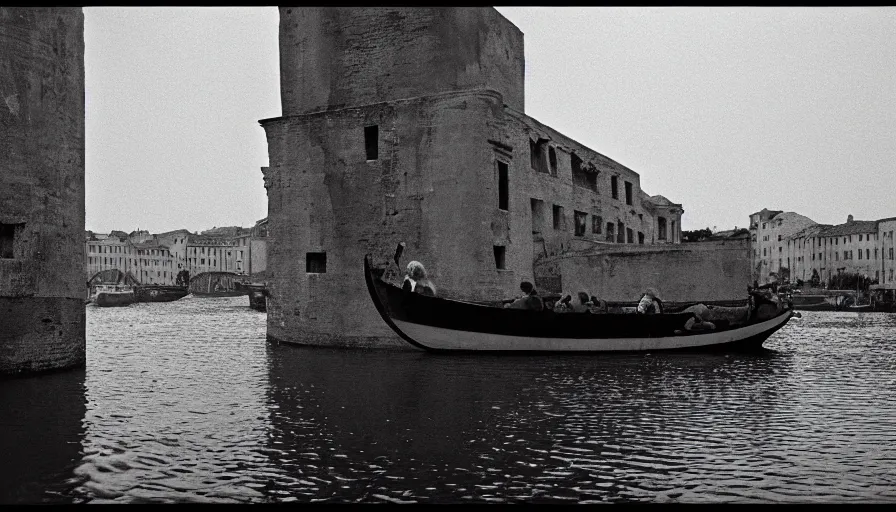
[363,255,794,353]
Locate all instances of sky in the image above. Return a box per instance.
[84,7,896,234]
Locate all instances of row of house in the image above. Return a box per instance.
[749,208,896,286]
[85,218,268,285]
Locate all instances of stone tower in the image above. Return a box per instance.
[261,7,525,348]
[1,8,86,374]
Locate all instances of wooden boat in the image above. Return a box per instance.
[869,284,896,313]
[133,285,189,303]
[93,285,136,307]
[363,255,795,353]
[846,303,874,313]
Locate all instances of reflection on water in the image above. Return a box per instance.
[0,367,86,504]
[2,303,895,503]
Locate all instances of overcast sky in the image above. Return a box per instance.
[84,7,896,234]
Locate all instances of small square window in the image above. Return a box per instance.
[307,252,327,273]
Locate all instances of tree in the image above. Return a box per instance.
[682,227,713,242]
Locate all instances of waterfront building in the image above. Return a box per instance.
[85,231,135,281]
[1,7,85,375]
[85,221,268,285]
[784,215,878,285]
[880,218,896,286]
[155,229,191,273]
[185,234,241,275]
[132,241,176,285]
[748,209,818,282]
[260,7,687,348]
[750,209,896,287]
[86,231,178,285]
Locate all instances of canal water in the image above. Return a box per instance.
[2,297,896,503]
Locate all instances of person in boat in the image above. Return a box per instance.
[553,294,573,312]
[556,291,591,313]
[636,288,663,314]
[504,281,544,311]
[587,295,608,314]
[402,260,436,296]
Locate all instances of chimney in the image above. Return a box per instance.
[847,214,854,223]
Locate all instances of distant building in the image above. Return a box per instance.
[750,209,896,286]
[132,240,176,285]
[155,229,192,273]
[748,209,818,282]
[880,218,896,285]
[84,219,267,285]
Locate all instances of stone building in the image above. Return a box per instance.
[880,218,896,285]
[1,8,85,375]
[750,209,896,286]
[84,222,267,285]
[155,228,191,274]
[260,7,686,349]
[85,231,178,285]
[748,208,817,282]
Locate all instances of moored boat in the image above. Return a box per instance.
[93,285,136,307]
[363,255,794,353]
[133,285,189,303]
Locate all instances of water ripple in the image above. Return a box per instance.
[3,305,895,503]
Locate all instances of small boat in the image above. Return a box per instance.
[133,285,189,303]
[93,285,136,307]
[363,255,794,353]
[869,284,896,312]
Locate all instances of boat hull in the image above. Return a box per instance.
[94,291,135,307]
[191,290,249,298]
[363,256,793,353]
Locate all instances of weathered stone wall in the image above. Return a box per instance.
[499,108,680,283]
[263,90,525,348]
[0,7,85,374]
[278,7,524,115]
[535,239,751,302]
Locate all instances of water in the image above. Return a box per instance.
[2,298,896,503]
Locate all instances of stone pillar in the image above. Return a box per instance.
[1,7,86,375]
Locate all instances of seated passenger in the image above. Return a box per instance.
[505,281,544,311]
[636,288,663,314]
[553,292,592,313]
[402,260,436,296]
[587,295,608,314]
[683,315,716,332]
[553,294,573,312]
